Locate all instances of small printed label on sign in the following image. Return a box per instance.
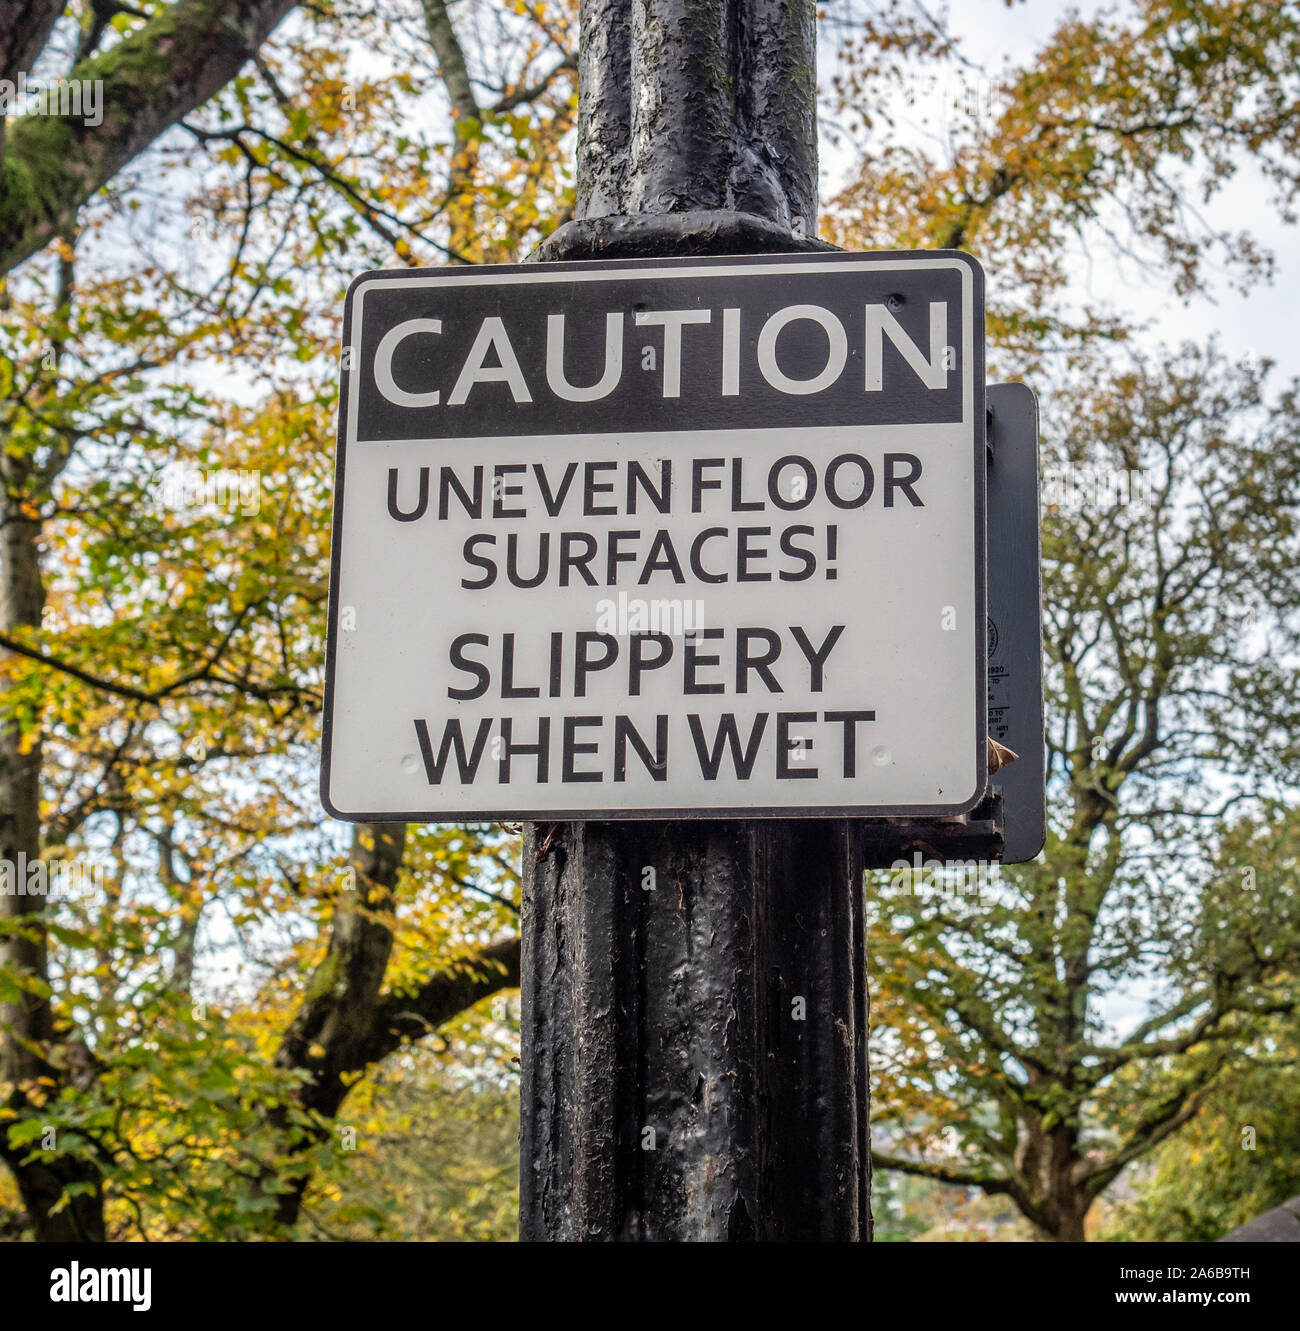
[323,252,986,820]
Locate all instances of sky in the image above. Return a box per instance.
[821,0,1299,383]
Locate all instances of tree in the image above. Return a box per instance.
[827,0,1300,354]
[1102,813,1300,1241]
[1102,1023,1300,1240]
[0,0,574,1239]
[868,345,1300,1240]
[829,0,1300,1243]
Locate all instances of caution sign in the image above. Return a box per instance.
[322,252,986,821]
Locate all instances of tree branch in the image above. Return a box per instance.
[0,0,299,275]
[871,1149,1014,1195]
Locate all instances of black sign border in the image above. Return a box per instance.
[321,250,987,823]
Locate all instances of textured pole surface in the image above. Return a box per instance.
[576,0,817,231]
[521,820,869,1240]
[520,0,871,1242]
[543,0,827,263]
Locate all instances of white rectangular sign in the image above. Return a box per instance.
[323,252,986,820]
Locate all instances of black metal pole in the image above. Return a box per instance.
[519,0,871,1242]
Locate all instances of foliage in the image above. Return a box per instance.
[868,354,1300,1239]
[1102,1020,1300,1242]
[306,1038,520,1241]
[1,0,550,1240]
[827,0,1300,355]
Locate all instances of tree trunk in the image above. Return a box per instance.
[0,487,106,1240]
[422,0,483,261]
[1040,1188,1090,1242]
[271,822,406,1226]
